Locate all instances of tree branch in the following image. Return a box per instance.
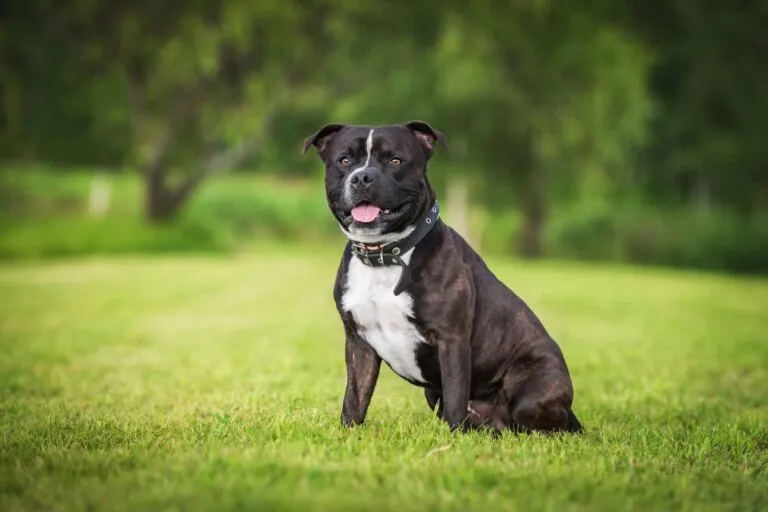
[125,64,216,177]
[171,107,279,204]
[204,112,277,174]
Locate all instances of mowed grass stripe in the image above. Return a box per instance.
[1,251,766,511]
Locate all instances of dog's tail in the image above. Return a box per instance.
[567,409,584,433]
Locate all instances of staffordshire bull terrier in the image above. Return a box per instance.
[302,121,583,434]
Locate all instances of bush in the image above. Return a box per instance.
[478,210,521,255]
[2,166,766,274]
[546,204,622,261]
[0,167,339,259]
[185,176,337,242]
[548,205,768,274]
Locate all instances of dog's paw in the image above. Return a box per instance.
[340,414,365,428]
[445,417,472,433]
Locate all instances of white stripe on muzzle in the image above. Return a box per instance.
[343,129,375,204]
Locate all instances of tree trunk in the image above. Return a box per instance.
[518,171,546,258]
[692,174,711,215]
[446,177,476,250]
[144,166,185,223]
[88,174,112,218]
[517,129,547,259]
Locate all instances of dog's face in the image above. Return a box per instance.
[303,121,446,242]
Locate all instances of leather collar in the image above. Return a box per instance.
[350,201,440,296]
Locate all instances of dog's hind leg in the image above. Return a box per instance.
[466,399,510,432]
[506,359,579,434]
[428,390,508,433]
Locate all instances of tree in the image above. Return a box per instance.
[0,0,131,164]
[622,0,768,215]
[8,0,339,222]
[108,1,321,222]
[432,1,653,257]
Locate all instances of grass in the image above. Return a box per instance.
[1,247,767,511]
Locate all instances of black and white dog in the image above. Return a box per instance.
[302,121,582,434]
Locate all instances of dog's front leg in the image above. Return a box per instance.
[437,339,471,430]
[341,332,381,427]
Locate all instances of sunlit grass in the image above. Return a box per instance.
[1,250,766,511]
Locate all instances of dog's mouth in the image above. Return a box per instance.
[346,201,405,224]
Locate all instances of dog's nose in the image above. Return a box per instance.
[349,169,375,190]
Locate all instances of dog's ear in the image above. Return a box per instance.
[404,120,447,157]
[302,123,346,156]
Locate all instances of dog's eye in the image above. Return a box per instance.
[339,157,351,167]
[390,158,402,166]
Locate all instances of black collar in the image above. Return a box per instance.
[350,201,440,296]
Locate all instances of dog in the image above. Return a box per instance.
[302,120,582,434]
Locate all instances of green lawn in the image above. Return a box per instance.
[1,249,766,511]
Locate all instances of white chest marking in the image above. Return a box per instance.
[341,249,427,383]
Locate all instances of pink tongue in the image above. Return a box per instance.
[351,204,382,223]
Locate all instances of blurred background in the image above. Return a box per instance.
[1,0,767,273]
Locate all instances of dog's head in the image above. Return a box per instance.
[302,121,446,243]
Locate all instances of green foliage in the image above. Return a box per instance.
[1,254,767,510]
[0,168,337,259]
[623,0,768,213]
[440,1,653,183]
[185,175,338,242]
[546,205,768,273]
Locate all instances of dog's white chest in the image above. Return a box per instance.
[341,253,426,383]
